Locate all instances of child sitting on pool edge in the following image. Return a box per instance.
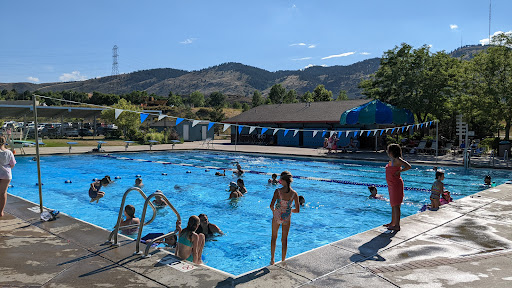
[89,176,112,203]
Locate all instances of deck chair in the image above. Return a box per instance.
[409,141,427,154]
[440,143,452,155]
[426,140,438,155]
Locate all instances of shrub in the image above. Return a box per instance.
[480,137,500,151]
[143,129,165,144]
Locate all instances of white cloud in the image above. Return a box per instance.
[480,30,512,45]
[27,76,40,83]
[59,71,87,82]
[180,38,196,44]
[360,52,371,55]
[450,24,458,30]
[290,43,307,46]
[304,64,314,69]
[292,57,312,61]
[308,44,316,48]
[321,52,355,60]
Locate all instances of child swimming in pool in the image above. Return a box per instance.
[237,179,247,194]
[368,185,384,200]
[270,171,300,265]
[176,216,205,264]
[430,170,445,211]
[135,177,143,188]
[268,173,278,185]
[89,176,112,203]
[152,194,167,208]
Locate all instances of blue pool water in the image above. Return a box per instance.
[9,151,510,275]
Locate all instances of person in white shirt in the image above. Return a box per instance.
[0,136,16,217]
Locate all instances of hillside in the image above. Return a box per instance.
[0,45,488,100]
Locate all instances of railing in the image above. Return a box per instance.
[135,191,181,257]
[108,187,157,246]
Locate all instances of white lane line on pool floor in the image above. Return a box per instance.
[99,154,431,192]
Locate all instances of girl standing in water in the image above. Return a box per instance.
[384,144,411,231]
[269,171,300,265]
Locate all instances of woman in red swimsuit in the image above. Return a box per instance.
[385,144,411,231]
[269,171,300,265]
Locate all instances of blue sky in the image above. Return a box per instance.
[1,0,511,84]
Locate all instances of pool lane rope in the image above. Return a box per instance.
[98,154,432,193]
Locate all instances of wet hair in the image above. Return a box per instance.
[198,213,207,219]
[368,185,377,193]
[0,136,6,145]
[237,179,244,186]
[272,173,277,179]
[124,205,136,219]
[280,171,293,191]
[135,178,142,185]
[435,170,445,179]
[484,175,491,180]
[182,215,200,242]
[387,144,402,158]
[100,176,111,185]
[298,195,305,205]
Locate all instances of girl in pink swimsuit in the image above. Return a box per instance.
[269,171,300,265]
[384,144,411,231]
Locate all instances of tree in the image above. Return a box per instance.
[102,99,141,140]
[124,91,148,105]
[301,91,314,103]
[283,90,298,103]
[313,85,333,102]
[88,91,120,106]
[242,103,251,111]
[189,91,205,107]
[268,84,286,104]
[167,91,183,107]
[209,106,225,122]
[336,90,348,101]
[252,90,264,107]
[207,91,226,107]
[360,43,458,123]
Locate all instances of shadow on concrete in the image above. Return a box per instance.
[350,231,398,262]
[215,267,271,287]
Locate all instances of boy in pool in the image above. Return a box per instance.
[484,175,492,186]
[268,173,279,185]
[298,195,305,206]
[135,178,143,188]
[368,185,384,200]
[237,179,247,194]
[152,194,167,208]
[430,170,445,211]
[228,182,243,199]
[215,170,226,176]
[89,176,112,203]
[233,163,244,176]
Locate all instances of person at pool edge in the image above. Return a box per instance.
[89,176,112,203]
[270,171,300,265]
[0,135,16,217]
[228,182,243,199]
[268,173,279,185]
[119,205,140,235]
[484,175,492,186]
[430,170,445,211]
[368,185,384,200]
[384,144,411,231]
[176,216,205,264]
[195,214,224,237]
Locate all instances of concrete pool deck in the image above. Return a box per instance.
[2,184,512,287]
[2,142,512,287]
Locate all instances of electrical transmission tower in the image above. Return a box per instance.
[111,45,120,94]
[112,45,119,76]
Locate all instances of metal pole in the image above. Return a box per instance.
[374,133,377,152]
[33,95,43,213]
[435,121,439,163]
[464,124,469,169]
[235,122,238,152]
[93,115,96,140]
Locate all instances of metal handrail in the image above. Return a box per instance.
[108,187,157,246]
[135,191,181,257]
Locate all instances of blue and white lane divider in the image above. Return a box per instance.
[98,154,431,193]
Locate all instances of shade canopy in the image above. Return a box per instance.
[339,100,414,125]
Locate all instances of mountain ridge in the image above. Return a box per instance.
[0,44,488,99]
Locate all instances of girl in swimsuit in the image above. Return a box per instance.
[89,176,111,203]
[384,144,411,231]
[269,171,300,265]
[176,215,205,264]
[119,205,140,235]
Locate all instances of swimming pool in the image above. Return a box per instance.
[10,151,510,275]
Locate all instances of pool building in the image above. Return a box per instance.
[224,100,415,149]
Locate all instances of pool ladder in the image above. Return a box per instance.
[135,191,181,258]
[108,187,158,246]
